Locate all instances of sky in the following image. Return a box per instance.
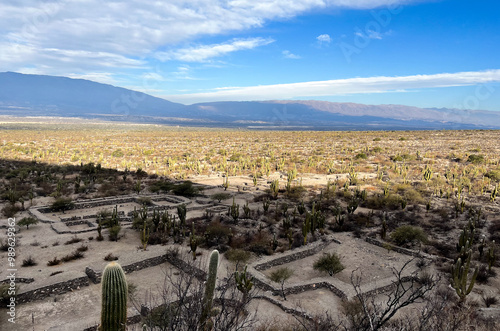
[1,0,500,111]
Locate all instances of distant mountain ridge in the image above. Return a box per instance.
[1,72,499,130]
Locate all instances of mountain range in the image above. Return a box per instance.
[1,71,499,130]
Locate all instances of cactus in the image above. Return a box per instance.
[270,179,279,199]
[491,185,498,202]
[302,218,310,245]
[189,222,198,260]
[451,221,478,302]
[177,204,187,237]
[423,166,433,181]
[380,216,387,240]
[451,254,478,303]
[242,201,251,218]
[487,241,496,272]
[262,199,270,214]
[270,233,278,251]
[235,265,253,301]
[297,200,306,215]
[229,198,240,221]
[100,262,128,331]
[141,220,150,251]
[287,229,293,250]
[200,249,219,329]
[97,215,103,241]
[222,175,229,191]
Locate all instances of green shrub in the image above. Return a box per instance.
[225,248,251,265]
[485,170,500,182]
[467,154,485,164]
[211,193,231,203]
[313,252,344,276]
[172,181,200,197]
[51,197,74,212]
[390,225,428,246]
[108,225,121,241]
[355,153,367,160]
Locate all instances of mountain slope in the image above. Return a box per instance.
[1,72,499,129]
[0,72,184,117]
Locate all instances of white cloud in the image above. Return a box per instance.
[0,0,419,75]
[163,69,500,104]
[316,34,332,44]
[156,38,274,62]
[282,50,301,59]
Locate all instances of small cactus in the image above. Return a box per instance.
[100,262,128,331]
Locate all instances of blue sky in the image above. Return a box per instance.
[1,0,500,111]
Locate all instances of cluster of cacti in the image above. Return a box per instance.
[423,165,433,181]
[228,197,240,221]
[100,262,128,331]
[242,201,251,218]
[305,202,325,235]
[347,196,359,214]
[234,265,253,301]
[111,205,119,227]
[348,167,358,185]
[270,179,279,198]
[134,180,141,194]
[451,219,478,302]
[200,250,219,329]
[491,185,498,202]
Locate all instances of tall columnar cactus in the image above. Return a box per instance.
[200,249,219,329]
[141,220,150,251]
[177,204,187,237]
[100,262,128,331]
[189,222,198,260]
[451,220,478,303]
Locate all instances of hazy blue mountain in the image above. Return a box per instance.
[0,72,184,117]
[1,72,499,130]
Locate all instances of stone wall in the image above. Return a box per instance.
[0,277,34,285]
[85,254,170,284]
[16,276,90,304]
[254,236,339,271]
[364,237,433,259]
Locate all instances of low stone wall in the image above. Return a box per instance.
[254,236,339,271]
[61,215,82,222]
[165,253,207,281]
[66,220,96,227]
[86,254,170,284]
[50,223,97,235]
[365,237,432,259]
[255,295,313,321]
[16,276,90,304]
[0,277,34,285]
